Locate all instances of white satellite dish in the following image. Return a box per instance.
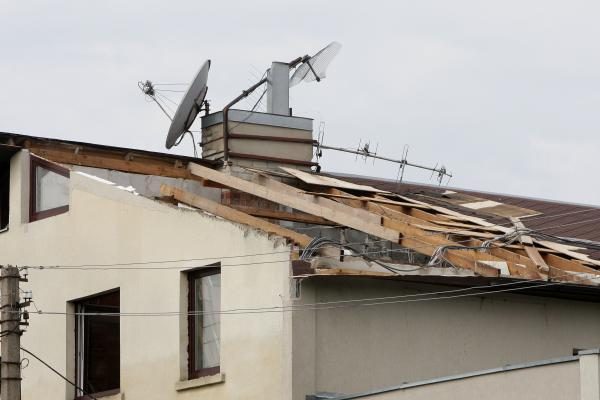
[289,42,342,87]
[165,60,211,149]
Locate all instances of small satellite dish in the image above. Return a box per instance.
[289,42,342,87]
[165,60,211,149]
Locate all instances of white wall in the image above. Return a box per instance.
[1,151,294,400]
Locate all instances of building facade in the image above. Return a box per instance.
[0,135,599,399]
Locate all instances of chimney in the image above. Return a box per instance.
[266,62,290,116]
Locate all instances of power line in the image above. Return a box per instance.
[16,217,600,271]
[16,239,391,269]
[5,207,600,271]
[20,347,97,400]
[12,238,507,270]
[18,270,597,318]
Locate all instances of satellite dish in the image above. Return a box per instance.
[289,42,342,87]
[165,60,211,149]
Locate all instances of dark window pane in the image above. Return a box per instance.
[0,162,9,230]
[76,291,120,396]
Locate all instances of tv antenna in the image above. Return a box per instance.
[138,59,211,157]
[355,139,379,164]
[316,141,453,185]
[315,121,326,168]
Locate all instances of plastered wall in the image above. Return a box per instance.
[293,276,600,399]
[1,151,294,400]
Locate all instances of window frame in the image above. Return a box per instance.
[29,155,70,222]
[188,267,221,379]
[74,289,120,400]
[0,160,9,232]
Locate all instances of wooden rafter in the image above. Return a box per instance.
[25,142,213,183]
[188,163,506,277]
[326,188,547,279]
[160,185,313,247]
[229,205,335,226]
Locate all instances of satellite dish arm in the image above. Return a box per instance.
[221,53,312,163]
[288,55,308,68]
[222,76,268,163]
[305,59,321,82]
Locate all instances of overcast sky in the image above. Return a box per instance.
[2,1,599,205]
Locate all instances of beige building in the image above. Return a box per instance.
[0,131,599,400]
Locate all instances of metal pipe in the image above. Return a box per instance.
[221,55,306,164]
[222,77,267,163]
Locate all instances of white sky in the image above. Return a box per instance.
[2,1,599,205]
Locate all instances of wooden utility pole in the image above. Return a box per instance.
[1,265,22,400]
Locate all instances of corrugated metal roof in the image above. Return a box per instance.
[330,173,600,259]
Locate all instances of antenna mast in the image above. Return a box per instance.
[316,142,452,184]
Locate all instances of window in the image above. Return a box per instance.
[29,155,69,222]
[0,160,9,231]
[188,267,221,379]
[75,290,120,398]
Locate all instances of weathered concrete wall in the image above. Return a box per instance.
[1,151,294,400]
[293,276,600,399]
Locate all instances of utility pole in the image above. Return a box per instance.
[1,265,25,400]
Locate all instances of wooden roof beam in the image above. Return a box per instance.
[160,185,313,247]
[188,164,501,277]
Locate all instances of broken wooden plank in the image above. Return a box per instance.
[305,191,431,209]
[508,218,549,272]
[315,187,505,276]
[160,185,313,247]
[280,167,387,193]
[301,186,503,276]
[28,145,203,182]
[396,194,511,232]
[189,163,401,242]
[544,254,600,277]
[465,239,543,279]
[535,240,600,267]
[324,188,436,227]
[413,224,498,239]
[230,205,335,226]
[433,220,498,230]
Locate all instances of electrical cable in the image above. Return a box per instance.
[20,346,97,400]
[154,92,179,107]
[6,206,600,273]
[16,214,600,271]
[15,270,597,318]
[227,70,268,133]
[154,89,186,93]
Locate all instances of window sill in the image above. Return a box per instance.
[97,392,122,400]
[76,390,122,400]
[175,373,225,391]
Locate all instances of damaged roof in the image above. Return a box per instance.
[3,131,600,288]
[336,173,600,259]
